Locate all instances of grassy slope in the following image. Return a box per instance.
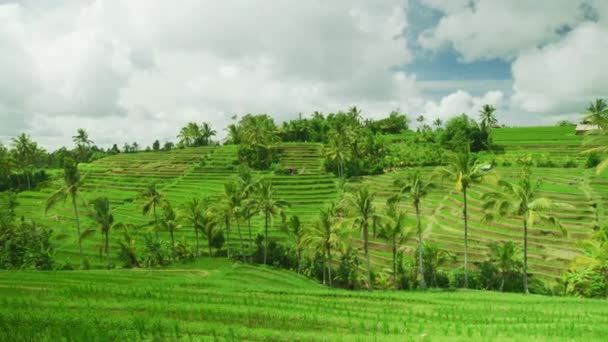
[1,259,607,341]
[11,126,603,283]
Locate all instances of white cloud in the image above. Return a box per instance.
[418,0,588,62]
[0,0,416,149]
[511,22,608,115]
[423,89,504,121]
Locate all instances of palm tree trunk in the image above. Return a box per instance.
[264,214,269,265]
[194,228,200,257]
[364,223,371,290]
[236,219,245,261]
[392,239,397,289]
[463,186,469,289]
[105,231,111,269]
[247,217,253,263]
[500,272,505,292]
[72,195,84,269]
[26,170,31,190]
[297,248,302,274]
[523,218,529,294]
[153,203,159,240]
[327,245,332,287]
[415,202,426,289]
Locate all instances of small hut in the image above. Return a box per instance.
[575,124,599,135]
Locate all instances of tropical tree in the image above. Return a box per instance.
[182,198,204,257]
[199,206,221,257]
[225,124,241,144]
[72,128,93,163]
[286,215,304,273]
[582,98,608,129]
[256,180,289,265]
[177,122,201,147]
[222,180,247,258]
[87,197,116,269]
[483,159,570,293]
[141,183,166,239]
[45,158,86,269]
[200,122,217,145]
[487,240,521,292]
[377,196,412,287]
[301,204,346,286]
[394,170,437,289]
[325,137,349,179]
[479,104,497,148]
[10,133,43,189]
[341,186,379,290]
[436,150,490,288]
[433,118,443,128]
[159,202,180,259]
[422,243,454,287]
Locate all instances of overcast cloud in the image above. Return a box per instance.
[0,0,606,149]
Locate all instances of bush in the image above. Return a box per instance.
[141,235,171,268]
[586,153,602,168]
[0,219,54,270]
[563,159,578,168]
[449,268,483,289]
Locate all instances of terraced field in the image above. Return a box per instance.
[1,259,607,341]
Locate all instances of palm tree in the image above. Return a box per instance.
[72,129,94,163]
[378,196,412,287]
[242,198,259,261]
[433,118,443,128]
[436,150,489,288]
[341,186,379,290]
[479,104,497,148]
[487,240,521,292]
[159,202,180,259]
[225,124,241,144]
[325,139,349,179]
[582,98,608,129]
[199,206,220,257]
[200,122,217,146]
[87,197,115,269]
[416,115,425,126]
[483,160,570,293]
[286,215,304,273]
[141,183,166,239]
[395,170,437,289]
[223,180,247,259]
[10,133,36,189]
[256,180,289,265]
[46,158,86,269]
[423,243,454,287]
[301,204,346,286]
[182,198,204,257]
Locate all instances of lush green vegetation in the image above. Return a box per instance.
[1,259,607,341]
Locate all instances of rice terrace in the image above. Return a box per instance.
[1,1,608,341]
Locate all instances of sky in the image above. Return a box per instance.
[0,0,607,150]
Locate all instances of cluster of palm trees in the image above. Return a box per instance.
[177,122,217,147]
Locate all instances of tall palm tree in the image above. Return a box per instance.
[479,104,497,149]
[582,98,608,129]
[395,170,437,289]
[10,133,36,189]
[487,240,521,292]
[483,161,570,293]
[223,180,247,259]
[378,196,412,288]
[225,124,241,144]
[325,139,349,179]
[286,215,304,273]
[341,186,379,290]
[182,198,204,257]
[436,150,489,288]
[200,122,217,146]
[433,118,443,128]
[300,204,346,286]
[72,129,94,163]
[199,206,220,257]
[256,180,289,265]
[87,197,115,269]
[159,202,180,259]
[46,158,86,269]
[141,183,166,239]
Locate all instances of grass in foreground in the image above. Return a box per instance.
[1,259,607,341]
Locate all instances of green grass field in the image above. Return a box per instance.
[1,258,607,341]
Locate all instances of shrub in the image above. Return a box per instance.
[586,153,602,168]
[563,159,578,168]
[0,219,54,270]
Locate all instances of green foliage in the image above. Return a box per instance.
[440,114,488,152]
[0,219,54,270]
[177,122,216,147]
[586,152,602,168]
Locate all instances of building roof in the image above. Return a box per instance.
[575,124,599,131]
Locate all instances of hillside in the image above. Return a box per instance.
[12,125,602,284]
[1,259,607,341]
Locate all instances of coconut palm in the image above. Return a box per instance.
[436,150,490,288]
[433,118,443,128]
[423,243,454,287]
[256,180,289,265]
[200,122,217,146]
[225,124,241,144]
[582,98,608,129]
[285,215,304,273]
[479,104,497,149]
[10,133,38,189]
[301,204,346,286]
[159,202,180,259]
[487,240,521,292]
[222,180,247,259]
[394,170,437,289]
[341,186,379,290]
[87,197,118,269]
[325,139,349,179]
[199,206,221,257]
[377,196,412,287]
[242,198,259,261]
[141,183,166,239]
[182,198,204,257]
[45,158,86,269]
[483,160,570,293]
[72,128,94,147]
